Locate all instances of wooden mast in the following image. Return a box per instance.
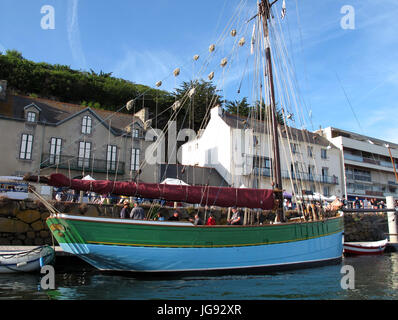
[259,0,285,221]
[386,145,398,183]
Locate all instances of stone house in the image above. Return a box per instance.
[0,81,157,184]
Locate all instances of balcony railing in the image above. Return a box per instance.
[40,153,125,175]
[345,173,371,182]
[253,167,272,177]
[252,168,338,185]
[344,153,398,170]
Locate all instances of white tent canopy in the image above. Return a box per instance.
[294,193,337,202]
[160,178,189,186]
[82,175,95,181]
[0,176,24,181]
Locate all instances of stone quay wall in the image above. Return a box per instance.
[343,213,388,242]
[0,198,390,245]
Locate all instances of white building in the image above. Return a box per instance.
[181,106,344,199]
[319,127,398,201]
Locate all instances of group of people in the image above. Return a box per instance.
[54,189,113,204]
[119,201,245,226]
[352,197,389,210]
[188,207,244,226]
[120,200,146,219]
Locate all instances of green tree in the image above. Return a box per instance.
[224,97,250,117]
[0,49,174,120]
[173,79,222,132]
[252,100,285,126]
[5,49,24,60]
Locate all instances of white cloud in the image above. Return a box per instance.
[67,0,87,69]
[382,128,398,144]
[112,49,184,91]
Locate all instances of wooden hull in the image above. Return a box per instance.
[343,239,388,255]
[47,213,344,274]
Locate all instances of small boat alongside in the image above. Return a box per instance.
[0,245,55,273]
[343,239,388,255]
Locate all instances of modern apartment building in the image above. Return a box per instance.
[318,127,398,201]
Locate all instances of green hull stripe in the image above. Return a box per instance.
[47,215,344,249]
[85,229,342,248]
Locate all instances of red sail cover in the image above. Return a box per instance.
[48,174,275,210]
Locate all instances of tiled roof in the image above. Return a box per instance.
[221,111,333,148]
[0,93,142,135]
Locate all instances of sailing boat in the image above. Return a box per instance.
[26,0,344,274]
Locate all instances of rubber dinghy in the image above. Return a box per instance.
[0,245,55,273]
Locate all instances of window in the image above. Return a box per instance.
[307,165,315,181]
[131,148,140,171]
[321,148,327,159]
[82,116,92,134]
[345,168,371,182]
[323,186,330,196]
[133,128,139,138]
[253,157,271,176]
[321,167,329,182]
[291,143,298,154]
[253,135,259,146]
[78,141,91,168]
[254,157,271,169]
[107,145,117,171]
[49,138,62,165]
[307,146,313,158]
[26,112,36,122]
[291,162,300,173]
[20,134,33,160]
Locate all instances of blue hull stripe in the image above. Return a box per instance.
[60,232,343,272]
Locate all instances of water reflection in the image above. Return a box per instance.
[0,253,397,300]
[389,253,398,291]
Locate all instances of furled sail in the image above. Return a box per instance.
[28,174,275,210]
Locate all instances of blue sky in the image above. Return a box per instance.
[1,0,398,142]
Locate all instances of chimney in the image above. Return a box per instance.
[134,107,149,123]
[0,80,7,101]
[211,105,223,119]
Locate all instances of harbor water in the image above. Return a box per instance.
[0,252,397,300]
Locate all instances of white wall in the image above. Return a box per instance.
[181,109,344,197]
[181,107,232,184]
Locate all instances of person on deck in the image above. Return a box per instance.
[206,214,216,226]
[228,207,243,225]
[168,211,180,221]
[130,202,146,220]
[120,200,130,219]
[190,213,203,225]
[157,212,165,221]
[354,197,361,209]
